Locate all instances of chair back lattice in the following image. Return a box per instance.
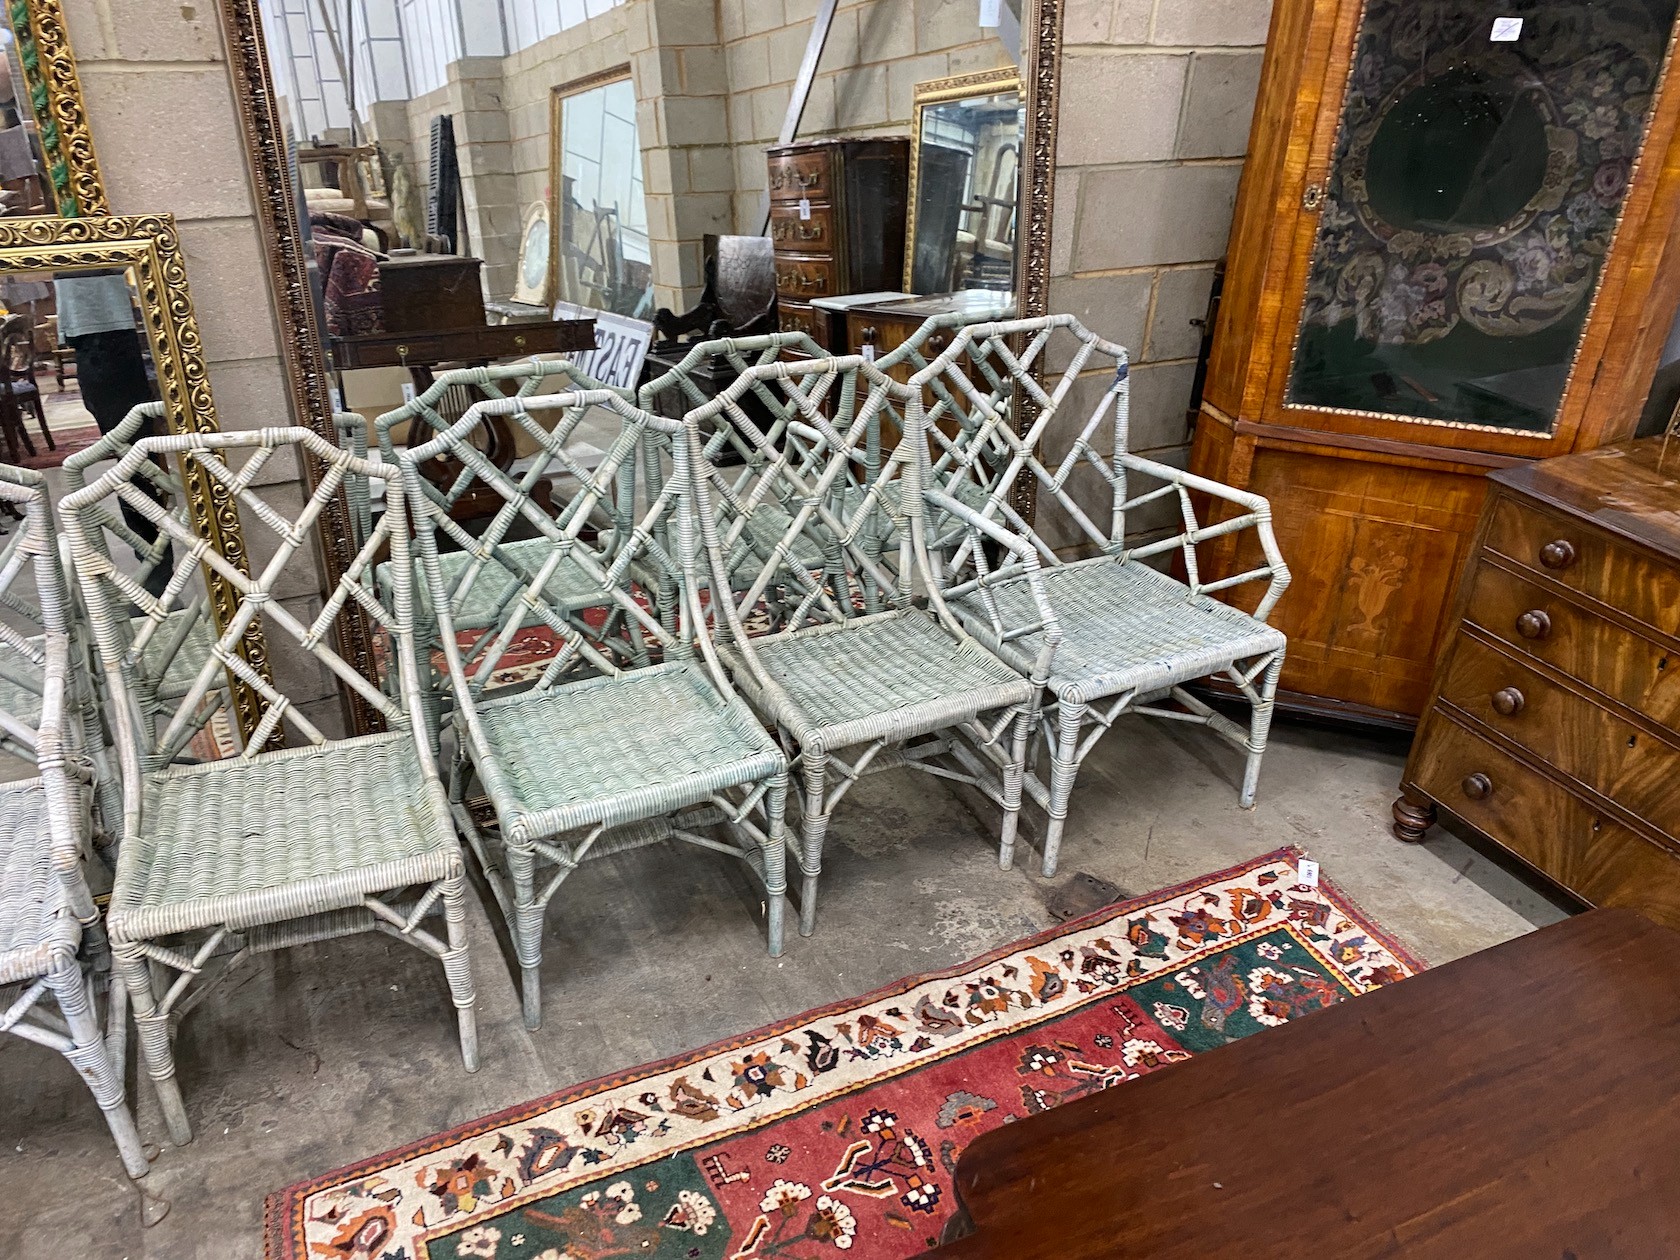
[59,428,430,774]
[685,355,925,643]
[400,390,721,703]
[907,314,1290,620]
[0,464,70,765]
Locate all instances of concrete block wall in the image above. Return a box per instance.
[718,0,1015,233]
[1050,0,1269,498]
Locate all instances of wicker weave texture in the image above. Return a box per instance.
[0,778,69,984]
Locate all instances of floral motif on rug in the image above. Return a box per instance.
[266,848,1422,1260]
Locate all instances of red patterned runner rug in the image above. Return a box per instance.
[266,848,1422,1260]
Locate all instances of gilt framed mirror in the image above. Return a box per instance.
[0,214,276,742]
[905,69,1024,297]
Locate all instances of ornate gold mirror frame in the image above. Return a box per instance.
[5,0,105,216]
[0,214,275,739]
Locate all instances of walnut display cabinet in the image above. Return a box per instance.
[1189,0,1680,726]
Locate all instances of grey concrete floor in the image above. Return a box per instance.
[0,716,1568,1258]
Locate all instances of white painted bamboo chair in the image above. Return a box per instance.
[686,355,1061,935]
[401,390,790,1031]
[911,314,1291,877]
[59,428,479,1149]
[0,464,149,1180]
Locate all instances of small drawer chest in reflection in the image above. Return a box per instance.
[1394,439,1680,929]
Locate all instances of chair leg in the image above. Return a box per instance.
[762,771,789,958]
[113,941,192,1147]
[47,963,150,1180]
[1042,701,1088,879]
[797,752,830,938]
[508,841,544,1031]
[996,706,1034,872]
[1240,652,1285,809]
[439,873,480,1072]
[30,395,52,450]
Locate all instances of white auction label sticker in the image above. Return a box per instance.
[979,0,1001,26]
[1491,16,1523,41]
[400,381,417,404]
[329,387,343,411]
[798,197,812,221]
[861,343,876,362]
[1298,859,1320,888]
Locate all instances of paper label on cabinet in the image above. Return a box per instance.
[1490,17,1523,40]
[979,0,1001,27]
[401,381,417,404]
[1298,859,1320,888]
[861,344,876,362]
[798,197,812,220]
[329,387,343,411]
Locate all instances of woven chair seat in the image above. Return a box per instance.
[732,608,1034,751]
[473,660,785,837]
[957,557,1286,702]
[384,536,608,629]
[0,656,41,729]
[0,778,74,985]
[111,732,457,940]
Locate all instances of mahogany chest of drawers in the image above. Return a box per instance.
[1394,439,1680,928]
[766,137,908,346]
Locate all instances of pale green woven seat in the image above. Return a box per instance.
[0,778,69,985]
[474,661,784,836]
[955,559,1286,701]
[117,733,458,939]
[0,655,41,731]
[383,535,609,629]
[140,610,217,703]
[733,609,1034,751]
[912,315,1291,878]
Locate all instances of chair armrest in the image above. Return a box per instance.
[1115,452,1291,623]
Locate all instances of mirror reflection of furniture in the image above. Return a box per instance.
[653,234,777,349]
[767,136,910,342]
[297,143,394,251]
[550,73,653,320]
[1189,0,1680,728]
[0,310,50,458]
[906,70,1024,296]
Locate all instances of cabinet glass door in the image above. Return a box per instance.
[1286,0,1679,433]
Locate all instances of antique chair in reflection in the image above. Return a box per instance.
[60,429,479,1147]
[686,356,1059,934]
[652,234,778,348]
[0,311,52,459]
[912,315,1291,877]
[402,391,789,1029]
[0,465,149,1180]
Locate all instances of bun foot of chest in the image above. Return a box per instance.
[1392,790,1437,843]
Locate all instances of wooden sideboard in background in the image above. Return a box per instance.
[1394,439,1680,931]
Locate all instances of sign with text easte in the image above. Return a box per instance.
[553,302,654,392]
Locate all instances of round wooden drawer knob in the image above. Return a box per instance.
[1539,539,1577,570]
[1516,609,1552,640]
[1491,687,1525,716]
[1461,773,1493,801]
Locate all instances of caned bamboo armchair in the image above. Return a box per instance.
[0,465,149,1180]
[686,355,1060,934]
[59,428,479,1148]
[909,315,1290,877]
[401,390,790,1031]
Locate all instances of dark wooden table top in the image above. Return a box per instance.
[927,909,1680,1259]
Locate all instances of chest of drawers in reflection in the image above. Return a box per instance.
[1395,439,1680,928]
